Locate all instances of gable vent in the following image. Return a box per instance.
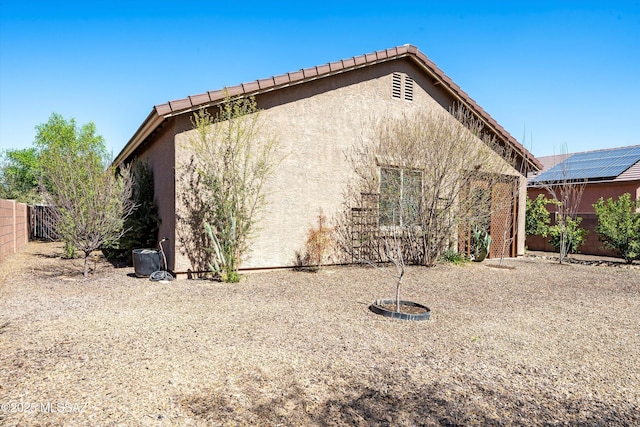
[392,73,402,99]
[391,73,414,101]
[404,76,414,101]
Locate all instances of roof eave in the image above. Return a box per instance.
[113,108,164,166]
[113,44,542,172]
[155,46,414,117]
[405,47,542,172]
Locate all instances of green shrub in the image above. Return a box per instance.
[525,194,554,237]
[547,216,587,255]
[439,249,468,265]
[593,193,640,264]
[102,160,160,263]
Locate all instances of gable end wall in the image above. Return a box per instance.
[166,59,524,270]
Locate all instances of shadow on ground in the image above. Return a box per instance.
[180,374,640,426]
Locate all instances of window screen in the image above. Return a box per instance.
[379,167,422,226]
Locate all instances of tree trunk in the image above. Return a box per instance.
[83,252,90,278]
[395,269,404,312]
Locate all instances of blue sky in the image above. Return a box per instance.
[1,1,638,159]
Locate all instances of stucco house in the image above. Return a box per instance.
[114,45,541,272]
[527,145,640,256]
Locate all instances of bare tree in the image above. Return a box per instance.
[334,105,521,313]
[43,161,136,277]
[529,151,587,263]
[338,105,518,267]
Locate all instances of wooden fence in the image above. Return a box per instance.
[0,199,31,264]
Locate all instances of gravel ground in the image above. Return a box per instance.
[0,241,639,426]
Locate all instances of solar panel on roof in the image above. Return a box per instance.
[530,145,640,183]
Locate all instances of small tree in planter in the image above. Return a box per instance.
[361,209,430,320]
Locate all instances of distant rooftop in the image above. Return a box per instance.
[529,145,640,184]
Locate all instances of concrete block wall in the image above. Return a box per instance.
[0,199,30,264]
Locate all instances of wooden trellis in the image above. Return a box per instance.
[350,193,380,262]
[489,179,518,259]
[459,175,518,259]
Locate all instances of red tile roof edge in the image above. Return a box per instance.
[153,45,412,116]
[116,45,541,171]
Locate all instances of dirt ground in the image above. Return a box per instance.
[0,241,639,426]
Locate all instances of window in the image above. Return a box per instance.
[379,167,422,226]
[391,73,413,101]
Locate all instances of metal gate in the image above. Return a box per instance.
[32,205,56,240]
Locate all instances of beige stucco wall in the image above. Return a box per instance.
[132,121,177,266]
[167,58,525,270]
[517,176,527,256]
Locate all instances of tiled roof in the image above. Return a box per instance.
[529,145,640,184]
[115,45,542,171]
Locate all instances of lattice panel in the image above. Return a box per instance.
[351,193,380,262]
[489,179,517,258]
[458,176,517,259]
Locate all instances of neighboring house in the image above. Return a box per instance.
[114,44,541,272]
[527,145,640,256]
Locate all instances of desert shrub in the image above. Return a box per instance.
[204,219,240,283]
[183,95,280,280]
[593,193,640,264]
[295,211,333,272]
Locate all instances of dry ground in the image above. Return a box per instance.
[0,241,639,426]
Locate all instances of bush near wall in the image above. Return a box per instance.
[526,213,618,258]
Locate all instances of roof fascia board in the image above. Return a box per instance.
[113,110,164,166]
[405,52,541,172]
[162,55,410,118]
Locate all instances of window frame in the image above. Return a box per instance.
[378,166,423,227]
